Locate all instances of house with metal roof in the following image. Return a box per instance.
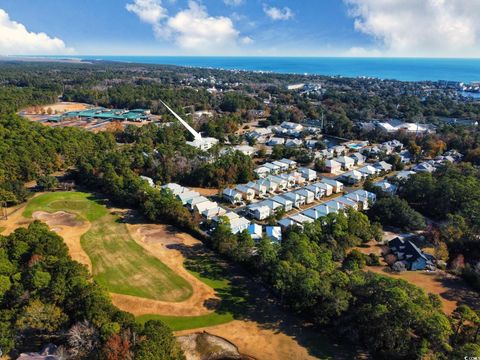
[294,188,315,204]
[335,196,359,210]
[177,191,201,205]
[187,195,209,210]
[358,165,379,176]
[202,206,227,219]
[263,162,281,174]
[314,182,333,196]
[320,178,344,193]
[340,170,364,185]
[299,167,317,182]
[373,180,398,194]
[271,195,294,212]
[281,192,306,208]
[325,159,342,174]
[271,160,290,172]
[278,158,297,169]
[248,223,263,241]
[305,184,325,200]
[336,156,355,171]
[374,161,393,173]
[229,216,251,234]
[351,152,366,165]
[247,204,271,220]
[223,188,243,204]
[235,185,255,201]
[290,213,314,225]
[246,181,267,197]
[162,183,186,195]
[267,175,289,190]
[195,200,219,214]
[266,226,282,242]
[254,166,270,179]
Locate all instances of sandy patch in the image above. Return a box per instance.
[32,211,92,271]
[23,102,91,115]
[110,224,218,317]
[189,187,220,197]
[177,320,318,360]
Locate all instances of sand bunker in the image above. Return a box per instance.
[109,224,218,317]
[32,211,92,271]
[178,332,253,360]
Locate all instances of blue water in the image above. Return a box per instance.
[54,56,480,83]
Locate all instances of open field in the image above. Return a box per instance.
[23,192,193,302]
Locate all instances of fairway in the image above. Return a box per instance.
[24,192,193,302]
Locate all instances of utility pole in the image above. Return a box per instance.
[1,202,7,221]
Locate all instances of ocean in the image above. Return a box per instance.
[50,56,480,83]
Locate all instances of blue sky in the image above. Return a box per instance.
[0,0,479,57]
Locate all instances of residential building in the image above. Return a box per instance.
[266,226,282,242]
[263,162,281,174]
[278,158,297,170]
[202,206,226,219]
[222,188,243,204]
[320,178,344,193]
[396,170,416,180]
[290,213,314,225]
[332,145,346,156]
[232,145,257,156]
[246,181,267,197]
[162,183,186,196]
[285,139,303,147]
[303,207,325,220]
[229,216,251,234]
[314,182,333,197]
[177,191,201,205]
[235,185,255,201]
[340,170,364,185]
[257,179,278,193]
[267,175,289,190]
[294,188,315,204]
[325,159,342,174]
[335,196,359,210]
[374,161,393,173]
[140,176,155,187]
[278,218,300,229]
[313,204,336,217]
[248,223,263,241]
[271,195,294,212]
[194,200,218,214]
[413,162,436,173]
[336,156,355,171]
[290,171,306,185]
[271,160,290,172]
[281,192,306,208]
[388,236,435,270]
[358,165,379,177]
[247,204,271,220]
[267,137,285,146]
[254,166,270,179]
[305,184,325,200]
[373,180,398,194]
[299,167,317,181]
[351,152,366,165]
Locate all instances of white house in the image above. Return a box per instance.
[290,172,306,186]
[305,184,325,200]
[187,196,210,210]
[248,204,271,220]
[177,191,201,205]
[302,208,325,220]
[336,156,355,171]
[246,181,267,197]
[325,159,342,174]
[279,173,297,188]
[335,196,359,210]
[285,139,303,148]
[271,160,289,172]
[332,145,347,156]
[290,213,314,225]
[294,188,315,204]
[162,183,186,196]
[320,178,344,193]
[202,206,227,219]
[271,195,294,212]
[233,145,257,156]
[373,180,398,194]
[194,200,218,214]
[278,158,297,170]
[222,188,243,204]
[313,204,336,217]
[267,137,285,146]
[229,216,251,234]
[257,179,278,193]
[281,192,306,208]
[374,161,393,173]
[299,167,317,182]
[324,200,346,212]
[263,162,281,174]
[281,121,304,132]
[340,170,364,185]
[267,175,289,191]
[351,152,366,165]
[235,185,255,201]
[358,165,379,177]
[254,166,270,179]
[346,189,377,209]
[314,182,333,197]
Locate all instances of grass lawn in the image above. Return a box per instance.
[23,191,193,302]
[136,312,235,331]
[0,226,5,234]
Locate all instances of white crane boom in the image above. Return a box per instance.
[160,100,202,140]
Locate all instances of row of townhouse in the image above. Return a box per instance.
[254,158,298,178]
[226,168,319,205]
[245,177,344,221]
[161,183,228,220]
[339,161,393,184]
[278,189,377,228]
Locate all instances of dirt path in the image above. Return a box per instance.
[110,224,218,317]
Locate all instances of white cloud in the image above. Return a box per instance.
[345,0,480,57]
[126,0,167,25]
[127,0,248,53]
[0,9,72,55]
[224,0,244,6]
[241,36,254,45]
[263,5,294,21]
